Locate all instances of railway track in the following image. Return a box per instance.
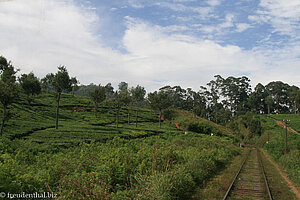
[223,148,273,200]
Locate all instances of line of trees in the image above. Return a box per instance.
[146,75,300,125]
[1,56,300,136]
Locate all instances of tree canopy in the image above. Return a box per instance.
[0,56,19,136]
[19,72,41,105]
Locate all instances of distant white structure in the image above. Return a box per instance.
[184,131,188,135]
[210,133,214,136]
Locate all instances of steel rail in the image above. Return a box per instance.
[257,149,273,200]
[222,149,251,200]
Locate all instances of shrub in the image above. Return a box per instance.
[188,122,222,136]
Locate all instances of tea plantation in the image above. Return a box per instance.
[0,92,241,199]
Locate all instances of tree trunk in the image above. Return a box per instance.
[267,104,270,114]
[116,108,119,128]
[0,106,7,136]
[128,109,130,125]
[159,110,162,128]
[27,95,32,106]
[135,110,138,128]
[94,103,98,117]
[55,92,61,129]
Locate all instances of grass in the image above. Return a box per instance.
[192,148,248,199]
[259,114,300,185]
[265,113,300,133]
[260,149,298,200]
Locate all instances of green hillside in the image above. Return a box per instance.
[259,114,300,185]
[168,109,235,137]
[0,93,240,199]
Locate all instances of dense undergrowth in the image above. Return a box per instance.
[0,134,239,199]
[0,92,240,199]
[259,114,300,185]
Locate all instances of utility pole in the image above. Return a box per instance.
[283,119,290,154]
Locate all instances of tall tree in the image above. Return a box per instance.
[130,85,146,127]
[288,85,300,114]
[147,90,172,128]
[222,76,251,115]
[169,86,187,109]
[204,75,223,122]
[70,77,79,95]
[41,73,54,93]
[265,96,274,114]
[117,82,132,124]
[118,81,128,91]
[189,89,206,118]
[19,72,41,105]
[113,88,131,128]
[248,83,268,114]
[104,83,115,98]
[266,81,290,113]
[52,66,73,129]
[89,85,106,116]
[0,56,19,136]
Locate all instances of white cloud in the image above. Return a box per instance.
[206,0,222,6]
[235,23,252,32]
[0,0,300,92]
[0,0,124,83]
[221,13,234,28]
[121,21,266,90]
[200,13,234,34]
[254,0,300,36]
[154,2,214,20]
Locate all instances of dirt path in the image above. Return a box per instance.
[160,116,188,131]
[275,120,300,136]
[261,148,300,199]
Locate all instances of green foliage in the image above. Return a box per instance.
[118,81,128,91]
[89,85,106,114]
[0,91,241,199]
[130,85,146,105]
[168,110,235,139]
[147,90,173,112]
[261,114,300,184]
[148,90,173,128]
[70,77,79,95]
[265,96,274,114]
[265,81,290,113]
[0,56,19,136]
[0,57,19,107]
[51,66,75,129]
[188,122,222,136]
[248,83,268,114]
[72,83,98,97]
[0,135,239,199]
[41,73,54,93]
[53,66,72,93]
[162,109,176,121]
[19,72,41,105]
[241,112,263,136]
[227,112,263,142]
[113,88,131,108]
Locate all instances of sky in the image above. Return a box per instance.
[0,0,299,92]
